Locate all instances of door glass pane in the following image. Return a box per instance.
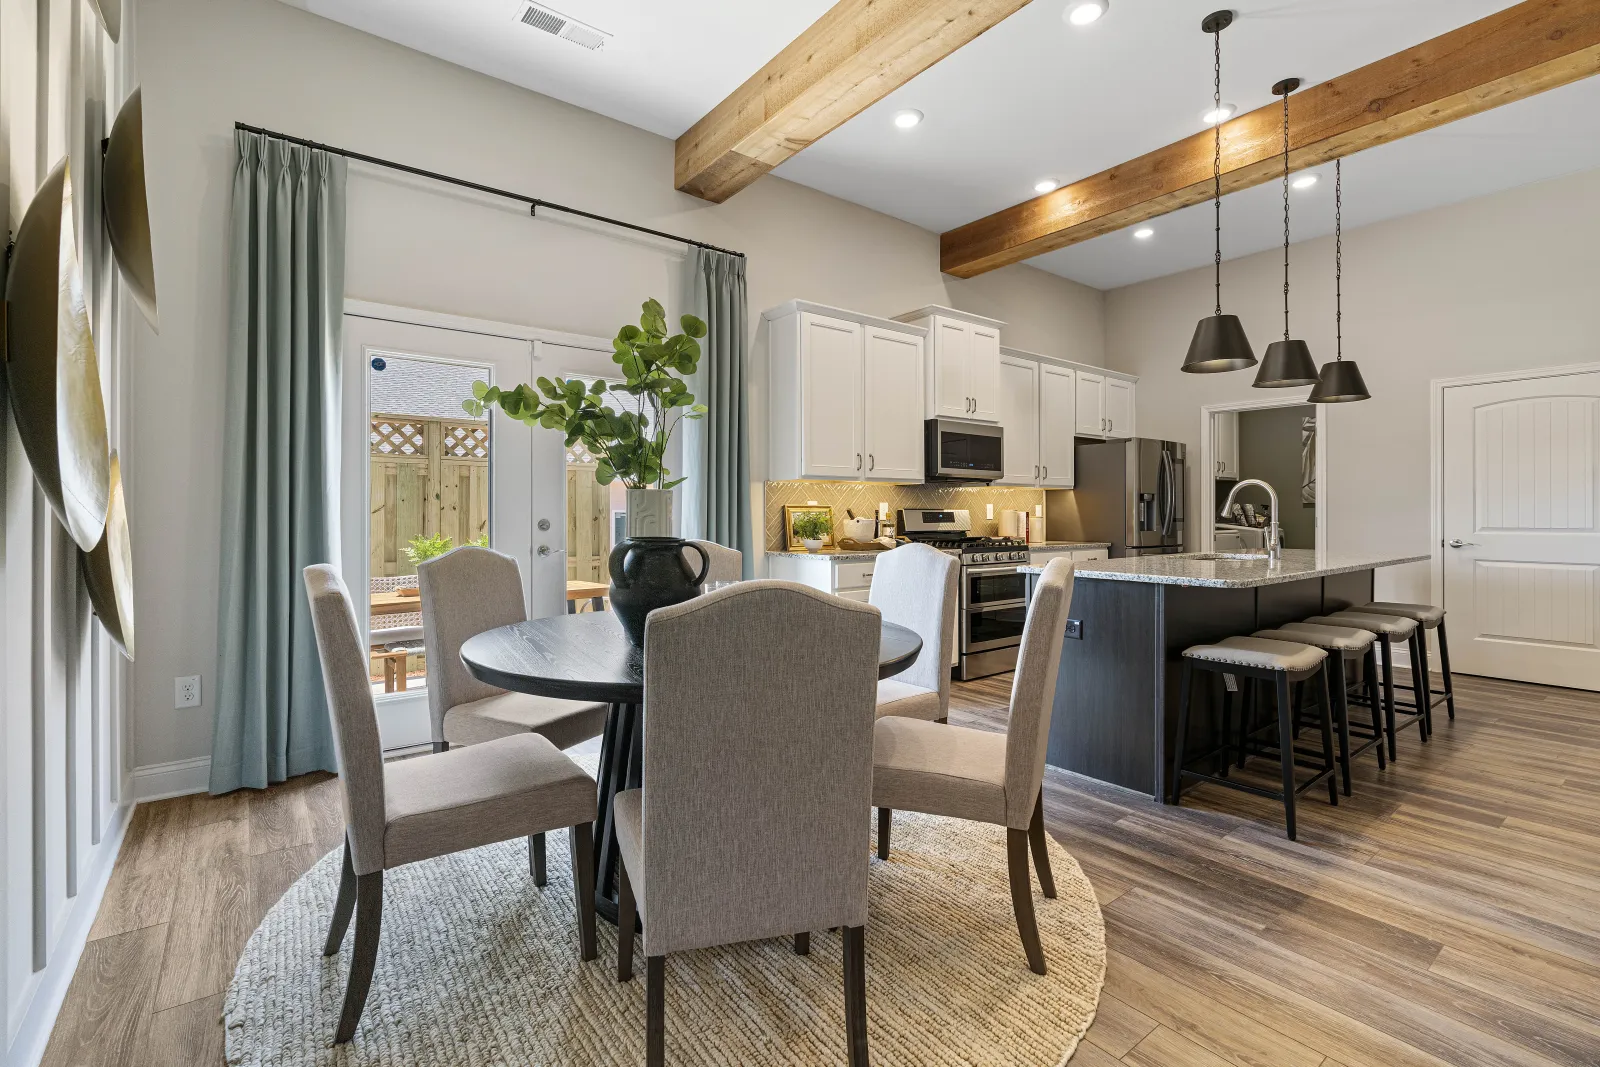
[366,352,492,696]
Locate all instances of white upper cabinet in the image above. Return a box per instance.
[997,354,1039,484]
[1213,409,1240,480]
[1039,363,1077,487]
[765,301,925,483]
[863,326,926,481]
[1076,369,1106,436]
[1105,377,1135,439]
[894,306,1006,423]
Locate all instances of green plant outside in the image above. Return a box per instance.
[463,299,708,490]
[791,511,833,541]
[404,532,488,567]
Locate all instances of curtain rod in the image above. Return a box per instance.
[233,122,746,259]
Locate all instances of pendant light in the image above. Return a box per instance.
[1183,10,1256,374]
[1254,78,1318,388]
[1309,159,1371,403]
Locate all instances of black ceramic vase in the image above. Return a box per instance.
[607,537,711,646]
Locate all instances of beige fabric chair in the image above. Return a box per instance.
[613,580,879,1067]
[685,539,742,584]
[303,565,598,1044]
[418,546,607,753]
[869,543,958,722]
[873,557,1075,975]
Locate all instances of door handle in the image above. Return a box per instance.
[868,454,875,471]
[1042,465,1049,479]
[856,453,862,471]
[1033,465,1039,479]
[1447,539,1477,548]
[1108,418,1114,433]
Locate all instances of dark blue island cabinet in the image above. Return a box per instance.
[1023,552,1424,801]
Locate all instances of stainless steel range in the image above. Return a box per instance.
[898,509,1032,681]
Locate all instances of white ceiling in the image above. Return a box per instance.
[285,0,1600,290]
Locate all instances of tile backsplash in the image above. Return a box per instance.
[764,481,1048,550]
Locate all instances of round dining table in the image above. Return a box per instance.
[460,609,924,924]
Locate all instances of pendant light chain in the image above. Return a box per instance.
[1335,158,1343,362]
[1281,90,1291,341]
[1212,27,1223,317]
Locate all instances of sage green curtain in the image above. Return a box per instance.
[684,248,752,576]
[210,132,347,794]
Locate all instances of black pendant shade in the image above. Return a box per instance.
[1308,358,1370,403]
[1255,339,1318,387]
[1183,313,1256,373]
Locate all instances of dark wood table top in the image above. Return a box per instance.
[460,610,923,705]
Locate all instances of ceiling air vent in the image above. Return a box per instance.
[515,2,611,51]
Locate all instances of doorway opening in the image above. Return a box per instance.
[1198,397,1329,557]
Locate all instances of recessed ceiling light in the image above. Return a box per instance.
[1064,1,1108,26]
[1034,178,1060,194]
[1292,173,1319,190]
[1200,103,1237,125]
[1133,227,1155,240]
[893,109,923,130]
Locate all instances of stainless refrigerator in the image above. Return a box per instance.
[1046,438,1186,557]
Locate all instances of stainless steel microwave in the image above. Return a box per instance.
[924,419,1003,483]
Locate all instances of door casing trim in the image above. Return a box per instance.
[1198,396,1329,558]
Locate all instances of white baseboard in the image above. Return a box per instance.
[5,803,131,1067]
[131,756,212,801]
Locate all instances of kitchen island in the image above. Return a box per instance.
[1023,550,1429,800]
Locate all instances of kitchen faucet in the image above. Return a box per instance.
[1220,479,1281,562]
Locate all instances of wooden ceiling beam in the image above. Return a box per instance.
[674,0,1034,204]
[939,0,1600,278]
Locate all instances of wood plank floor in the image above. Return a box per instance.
[41,669,1600,1065]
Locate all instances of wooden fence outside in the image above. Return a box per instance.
[567,462,612,583]
[370,414,490,578]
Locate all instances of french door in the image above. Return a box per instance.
[1441,369,1600,690]
[340,314,567,748]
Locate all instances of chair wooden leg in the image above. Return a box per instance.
[794,932,810,955]
[530,832,547,887]
[876,807,891,861]
[1006,827,1046,975]
[334,871,383,1044]
[323,839,357,956]
[843,925,869,1067]
[1027,790,1056,899]
[646,955,666,1067]
[1436,619,1456,720]
[617,861,637,983]
[570,823,597,962]
[1275,673,1298,842]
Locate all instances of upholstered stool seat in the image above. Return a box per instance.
[1255,625,1383,793]
[1308,611,1429,756]
[1173,636,1338,840]
[1358,602,1456,724]
[1268,622,1374,652]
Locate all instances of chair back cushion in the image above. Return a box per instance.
[868,543,958,712]
[685,539,743,584]
[639,580,880,955]
[303,565,389,875]
[418,546,526,743]
[1003,558,1075,829]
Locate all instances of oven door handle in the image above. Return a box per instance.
[964,564,1024,575]
[966,598,1029,611]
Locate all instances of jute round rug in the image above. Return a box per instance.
[225,806,1105,1066]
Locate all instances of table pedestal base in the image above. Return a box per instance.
[592,701,643,925]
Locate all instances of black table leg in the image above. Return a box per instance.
[593,701,643,926]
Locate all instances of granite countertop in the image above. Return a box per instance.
[1019,549,1430,588]
[766,549,887,561]
[1027,541,1111,550]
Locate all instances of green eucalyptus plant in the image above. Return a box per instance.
[463,299,708,490]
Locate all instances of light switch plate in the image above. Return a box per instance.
[175,675,201,708]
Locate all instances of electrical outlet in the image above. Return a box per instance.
[175,675,201,708]
[1064,619,1083,640]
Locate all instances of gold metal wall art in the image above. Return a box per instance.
[81,451,134,659]
[3,158,112,552]
[87,0,120,42]
[104,88,157,330]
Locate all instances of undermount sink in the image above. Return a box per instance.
[1185,552,1273,562]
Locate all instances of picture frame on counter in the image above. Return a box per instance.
[783,504,836,551]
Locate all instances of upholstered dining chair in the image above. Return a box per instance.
[613,581,880,1067]
[686,539,742,583]
[870,542,958,722]
[873,557,1074,975]
[303,565,599,1045]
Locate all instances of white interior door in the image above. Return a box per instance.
[1442,370,1600,690]
[341,314,563,749]
[863,326,925,481]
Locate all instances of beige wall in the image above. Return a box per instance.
[1106,167,1600,602]
[131,0,1106,772]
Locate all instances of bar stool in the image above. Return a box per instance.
[1360,602,1454,724]
[1172,636,1338,841]
[1305,611,1423,761]
[1256,623,1386,794]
